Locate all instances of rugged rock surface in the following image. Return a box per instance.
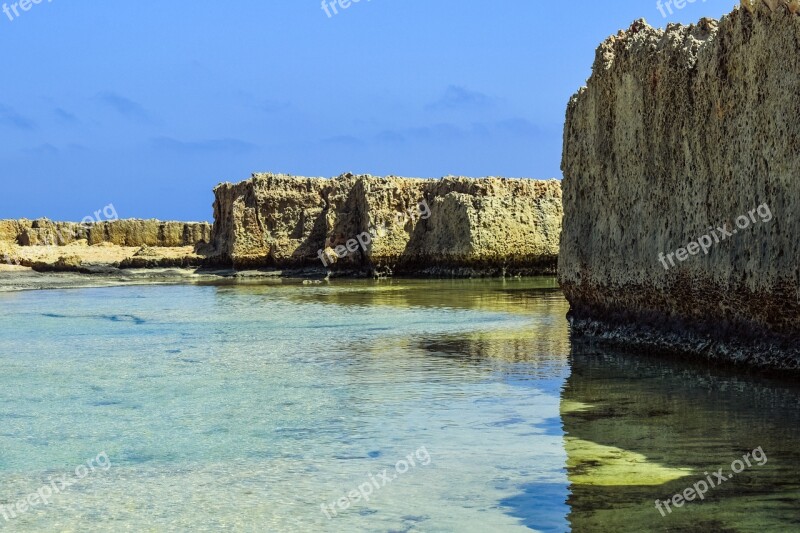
[0,220,212,272]
[211,173,562,276]
[0,219,211,248]
[559,4,800,370]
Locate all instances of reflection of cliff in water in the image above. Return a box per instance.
[324,279,573,389]
[561,340,800,532]
[415,282,570,368]
[284,277,566,313]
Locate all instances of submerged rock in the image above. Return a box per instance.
[210,173,562,277]
[559,5,800,370]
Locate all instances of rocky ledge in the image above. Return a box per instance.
[210,173,562,277]
[0,219,211,248]
[559,3,800,371]
[0,219,212,272]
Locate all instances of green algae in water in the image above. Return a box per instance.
[565,437,692,487]
[563,344,800,532]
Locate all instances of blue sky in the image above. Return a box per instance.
[0,0,735,221]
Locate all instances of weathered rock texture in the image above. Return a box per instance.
[211,173,562,276]
[0,220,212,272]
[559,4,800,370]
[0,219,211,248]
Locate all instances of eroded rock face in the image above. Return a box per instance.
[211,173,562,276]
[0,219,211,248]
[0,219,212,271]
[559,5,800,370]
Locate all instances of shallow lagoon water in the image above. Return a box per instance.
[0,278,797,532]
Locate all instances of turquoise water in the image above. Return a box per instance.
[0,279,798,532]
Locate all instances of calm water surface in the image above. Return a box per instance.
[0,278,797,532]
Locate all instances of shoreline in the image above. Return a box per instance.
[0,266,230,293]
[0,266,557,293]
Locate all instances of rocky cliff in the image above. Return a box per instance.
[0,220,212,272]
[0,219,211,248]
[211,173,562,276]
[559,4,800,370]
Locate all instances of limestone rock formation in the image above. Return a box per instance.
[211,173,562,276]
[0,219,212,248]
[559,5,800,370]
[0,219,212,272]
[31,255,85,273]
